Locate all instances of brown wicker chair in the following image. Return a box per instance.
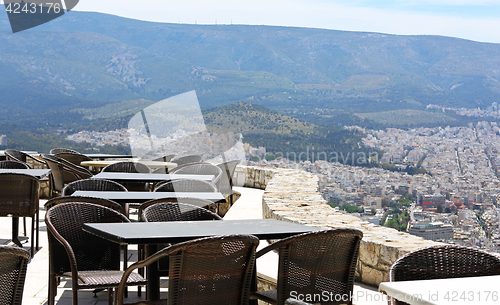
[170,162,222,186]
[44,196,125,215]
[53,152,92,168]
[102,161,151,191]
[5,149,47,169]
[115,234,259,305]
[0,245,30,305]
[216,160,241,205]
[45,202,146,305]
[139,201,222,222]
[170,154,203,166]
[41,154,93,198]
[0,173,40,257]
[153,178,218,193]
[0,160,30,169]
[252,229,363,305]
[49,148,81,155]
[387,245,500,305]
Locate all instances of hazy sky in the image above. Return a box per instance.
[4,0,500,43]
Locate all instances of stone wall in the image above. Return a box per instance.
[233,166,442,286]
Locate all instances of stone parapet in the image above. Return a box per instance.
[234,165,442,286]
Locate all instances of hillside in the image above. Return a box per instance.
[1,10,500,117]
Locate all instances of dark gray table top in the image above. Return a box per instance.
[0,168,51,179]
[83,219,321,245]
[71,191,225,203]
[92,172,214,182]
[83,154,135,159]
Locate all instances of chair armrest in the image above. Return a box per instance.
[255,238,291,258]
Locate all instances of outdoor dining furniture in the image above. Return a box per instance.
[83,218,321,301]
[170,162,223,185]
[0,245,30,305]
[44,196,125,215]
[53,151,92,168]
[251,228,363,305]
[41,154,93,198]
[0,172,40,257]
[45,202,147,305]
[102,161,152,191]
[153,178,218,192]
[70,191,225,205]
[216,160,241,205]
[115,234,259,305]
[170,154,203,166]
[81,160,178,170]
[0,168,51,178]
[91,172,215,184]
[4,149,46,168]
[0,160,30,169]
[381,244,500,305]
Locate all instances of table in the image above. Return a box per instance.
[378,275,500,305]
[92,172,214,182]
[83,219,320,300]
[71,191,226,204]
[81,160,178,169]
[83,153,135,159]
[0,168,51,179]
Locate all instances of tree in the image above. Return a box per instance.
[436,203,444,213]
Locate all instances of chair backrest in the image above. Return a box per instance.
[388,245,500,282]
[45,202,129,275]
[140,197,219,217]
[171,154,203,166]
[387,245,500,305]
[53,152,92,167]
[40,154,93,193]
[170,163,222,186]
[102,161,151,173]
[152,154,176,162]
[5,149,46,168]
[61,178,127,196]
[140,201,222,222]
[49,148,80,155]
[116,234,259,305]
[0,245,30,305]
[153,179,217,193]
[44,196,125,215]
[216,160,241,196]
[0,160,30,169]
[0,173,39,217]
[271,229,362,305]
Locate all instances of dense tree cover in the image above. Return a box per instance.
[328,203,364,214]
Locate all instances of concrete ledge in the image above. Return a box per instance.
[234,165,442,286]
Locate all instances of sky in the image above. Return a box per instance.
[3,0,500,43]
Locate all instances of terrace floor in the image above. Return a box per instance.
[0,186,386,304]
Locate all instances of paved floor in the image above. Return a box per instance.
[0,187,386,304]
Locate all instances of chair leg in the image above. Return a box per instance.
[23,217,27,236]
[108,288,113,305]
[48,273,57,305]
[30,216,35,257]
[123,246,128,298]
[36,209,39,252]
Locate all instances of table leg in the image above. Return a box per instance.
[146,244,160,301]
[12,217,22,247]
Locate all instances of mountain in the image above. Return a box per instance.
[1,9,500,120]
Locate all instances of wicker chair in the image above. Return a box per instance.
[5,149,47,169]
[116,234,259,305]
[0,160,30,169]
[45,202,146,305]
[170,154,203,166]
[41,154,93,198]
[152,154,176,162]
[53,152,92,168]
[252,229,363,305]
[44,196,125,215]
[49,148,81,155]
[0,245,30,305]
[139,201,222,222]
[0,173,40,257]
[387,245,500,305]
[216,160,241,205]
[153,178,218,193]
[102,161,151,191]
[170,162,223,186]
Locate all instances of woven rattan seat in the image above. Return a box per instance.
[252,229,363,305]
[0,172,40,257]
[153,178,217,192]
[387,245,500,305]
[116,234,259,305]
[170,162,222,186]
[45,202,146,305]
[5,149,47,169]
[41,154,93,198]
[0,245,30,305]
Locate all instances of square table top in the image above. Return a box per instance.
[378,275,500,305]
[91,172,214,182]
[83,219,321,245]
[83,153,135,159]
[71,191,226,203]
[0,168,51,179]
